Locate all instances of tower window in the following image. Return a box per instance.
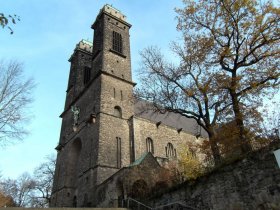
[84,66,91,85]
[146,137,154,154]
[112,31,123,54]
[116,137,122,168]
[114,106,122,118]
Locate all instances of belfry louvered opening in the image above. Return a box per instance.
[112,31,123,54]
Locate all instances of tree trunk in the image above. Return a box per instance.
[208,130,221,165]
[230,90,252,153]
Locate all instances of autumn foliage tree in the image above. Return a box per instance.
[0,173,36,207]
[177,144,205,180]
[0,155,55,207]
[137,0,279,163]
[176,0,280,150]
[0,191,15,207]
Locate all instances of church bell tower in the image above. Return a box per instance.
[50,5,135,207]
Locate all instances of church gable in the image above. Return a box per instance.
[129,152,161,169]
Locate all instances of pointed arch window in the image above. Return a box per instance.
[112,31,123,54]
[146,137,154,154]
[166,143,176,158]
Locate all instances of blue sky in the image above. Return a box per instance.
[0,0,183,178]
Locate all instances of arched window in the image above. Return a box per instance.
[146,137,154,154]
[130,179,148,199]
[114,106,122,118]
[166,143,176,158]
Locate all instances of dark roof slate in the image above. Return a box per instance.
[134,100,208,138]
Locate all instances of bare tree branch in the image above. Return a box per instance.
[0,60,35,146]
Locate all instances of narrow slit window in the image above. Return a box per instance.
[112,31,123,54]
[83,66,91,85]
[116,137,122,168]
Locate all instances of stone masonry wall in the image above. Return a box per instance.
[102,13,132,82]
[148,145,280,210]
[133,116,202,161]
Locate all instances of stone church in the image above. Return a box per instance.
[50,4,206,208]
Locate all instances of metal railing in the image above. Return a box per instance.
[124,197,153,210]
[123,197,198,210]
[153,201,198,210]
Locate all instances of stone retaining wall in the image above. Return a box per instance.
[148,144,280,210]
